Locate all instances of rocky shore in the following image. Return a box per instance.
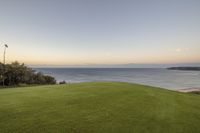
[178,88,200,94]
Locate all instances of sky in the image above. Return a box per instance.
[0,0,200,66]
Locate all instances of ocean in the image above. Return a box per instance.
[34,68,200,90]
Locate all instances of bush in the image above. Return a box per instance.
[59,80,66,84]
[0,61,56,86]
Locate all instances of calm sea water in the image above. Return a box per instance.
[34,68,200,90]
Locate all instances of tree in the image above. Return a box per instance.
[0,61,56,86]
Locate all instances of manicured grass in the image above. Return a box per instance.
[0,82,200,133]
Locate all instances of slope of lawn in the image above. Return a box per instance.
[0,82,200,133]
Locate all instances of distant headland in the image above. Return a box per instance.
[168,67,200,71]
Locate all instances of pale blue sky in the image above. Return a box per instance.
[0,0,200,65]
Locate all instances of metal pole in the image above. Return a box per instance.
[3,46,6,64]
[2,44,8,86]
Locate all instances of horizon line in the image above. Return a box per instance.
[28,62,200,68]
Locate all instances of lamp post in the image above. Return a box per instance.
[2,44,8,86]
[3,44,8,64]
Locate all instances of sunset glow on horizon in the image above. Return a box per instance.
[1,0,200,65]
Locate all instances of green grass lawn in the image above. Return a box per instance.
[0,82,200,133]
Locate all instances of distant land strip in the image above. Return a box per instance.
[168,67,200,71]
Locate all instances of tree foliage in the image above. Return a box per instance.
[0,61,56,86]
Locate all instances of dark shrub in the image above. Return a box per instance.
[0,61,56,86]
[59,80,66,84]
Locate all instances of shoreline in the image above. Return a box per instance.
[177,88,200,93]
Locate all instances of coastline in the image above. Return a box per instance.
[177,88,200,93]
[168,67,200,71]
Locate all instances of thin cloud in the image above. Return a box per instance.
[176,48,182,52]
[175,48,189,52]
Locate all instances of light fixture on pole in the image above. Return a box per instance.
[2,44,8,86]
[3,44,8,64]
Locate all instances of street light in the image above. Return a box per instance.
[2,44,8,86]
[3,44,8,64]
